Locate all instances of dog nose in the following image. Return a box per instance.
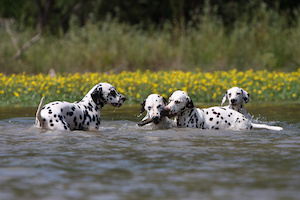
[153,116,160,124]
[164,107,170,112]
[231,99,236,103]
[121,96,126,102]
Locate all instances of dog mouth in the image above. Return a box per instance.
[152,117,161,125]
[163,110,176,118]
[138,116,161,126]
[166,113,176,118]
[111,103,123,107]
[138,118,153,126]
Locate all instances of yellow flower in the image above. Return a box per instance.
[14,92,19,97]
[292,93,296,98]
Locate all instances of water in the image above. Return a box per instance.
[0,103,300,200]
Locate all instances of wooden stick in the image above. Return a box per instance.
[13,32,42,60]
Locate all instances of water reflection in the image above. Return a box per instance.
[0,103,299,200]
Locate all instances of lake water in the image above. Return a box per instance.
[0,103,299,200]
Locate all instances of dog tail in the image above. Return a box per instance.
[251,123,283,131]
[36,96,45,128]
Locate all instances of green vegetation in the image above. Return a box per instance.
[1,3,300,74]
[1,70,299,106]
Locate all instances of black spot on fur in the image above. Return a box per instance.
[209,117,213,121]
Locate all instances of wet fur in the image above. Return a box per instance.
[35,83,126,131]
[139,94,174,129]
[165,90,282,131]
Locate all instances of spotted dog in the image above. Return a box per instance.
[164,90,283,131]
[138,94,174,129]
[221,87,252,119]
[35,83,126,131]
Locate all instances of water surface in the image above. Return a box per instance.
[0,103,299,200]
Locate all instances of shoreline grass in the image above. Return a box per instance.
[1,5,300,74]
[1,69,299,107]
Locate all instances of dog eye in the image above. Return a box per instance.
[228,93,231,97]
[237,92,240,95]
[157,105,161,109]
[109,90,117,97]
[148,106,151,110]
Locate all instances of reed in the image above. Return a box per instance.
[1,4,300,74]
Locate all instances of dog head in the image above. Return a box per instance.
[89,83,126,107]
[221,87,249,106]
[139,94,168,125]
[164,90,194,117]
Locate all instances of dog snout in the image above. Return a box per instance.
[230,99,236,104]
[121,96,126,102]
[164,106,170,113]
[152,116,160,124]
[161,109,168,116]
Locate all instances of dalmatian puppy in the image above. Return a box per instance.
[35,83,126,131]
[138,94,174,129]
[164,90,283,131]
[221,87,252,119]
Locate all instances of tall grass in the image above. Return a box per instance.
[1,4,300,74]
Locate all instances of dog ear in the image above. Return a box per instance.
[162,97,168,105]
[186,97,194,108]
[221,91,227,106]
[91,87,105,106]
[140,99,146,113]
[242,89,250,103]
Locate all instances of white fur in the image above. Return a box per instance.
[221,87,251,119]
[35,83,126,131]
[222,87,283,131]
[165,90,282,131]
[139,94,174,129]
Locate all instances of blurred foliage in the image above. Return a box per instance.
[0,0,299,34]
[0,69,299,106]
[1,0,300,73]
